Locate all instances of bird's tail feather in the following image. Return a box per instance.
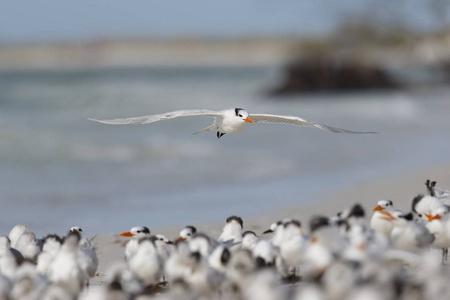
[193,124,215,135]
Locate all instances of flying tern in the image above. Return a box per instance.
[89,108,378,138]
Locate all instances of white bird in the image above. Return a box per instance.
[153,234,175,263]
[176,226,197,242]
[70,226,93,248]
[10,262,47,300]
[105,262,144,295]
[188,233,214,257]
[252,239,277,268]
[224,249,255,294]
[14,231,40,262]
[164,241,192,282]
[208,245,231,274]
[68,226,99,281]
[128,237,163,287]
[0,236,23,280]
[47,232,87,297]
[36,234,63,276]
[218,216,243,250]
[303,216,342,276]
[278,220,306,270]
[119,226,151,260]
[424,206,450,262]
[370,200,398,236]
[390,212,434,253]
[412,194,447,223]
[262,218,293,247]
[8,224,30,249]
[89,108,377,139]
[77,241,99,281]
[241,231,259,250]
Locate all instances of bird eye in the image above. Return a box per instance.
[418,214,422,218]
[187,233,191,236]
[239,114,242,117]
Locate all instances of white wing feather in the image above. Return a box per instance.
[249,113,378,134]
[89,109,221,125]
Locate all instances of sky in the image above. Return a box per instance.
[0,0,446,43]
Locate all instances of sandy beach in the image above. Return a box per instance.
[86,162,450,290]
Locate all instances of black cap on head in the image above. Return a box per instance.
[411,194,424,213]
[43,234,63,244]
[348,204,365,218]
[234,108,244,117]
[140,227,150,234]
[226,216,243,228]
[186,226,197,234]
[242,230,257,238]
[284,219,301,228]
[309,216,330,233]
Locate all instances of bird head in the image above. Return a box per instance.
[119,226,150,238]
[373,199,394,211]
[234,108,254,124]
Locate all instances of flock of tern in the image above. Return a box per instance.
[0,226,97,299]
[1,180,450,299]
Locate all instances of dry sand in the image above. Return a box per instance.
[87,162,450,288]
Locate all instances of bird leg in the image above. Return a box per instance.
[442,248,448,265]
[217,132,225,139]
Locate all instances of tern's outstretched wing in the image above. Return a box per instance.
[249,113,378,135]
[89,109,221,125]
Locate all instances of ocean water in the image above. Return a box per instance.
[1,66,450,237]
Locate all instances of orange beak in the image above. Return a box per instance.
[175,237,185,243]
[119,231,134,237]
[373,205,383,211]
[425,214,441,222]
[244,116,254,124]
[311,236,318,244]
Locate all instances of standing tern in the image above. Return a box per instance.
[218,216,243,250]
[119,226,151,260]
[370,200,398,237]
[89,108,378,138]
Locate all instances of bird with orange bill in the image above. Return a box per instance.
[423,206,450,263]
[118,226,151,260]
[370,200,398,237]
[175,225,197,243]
[89,107,377,139]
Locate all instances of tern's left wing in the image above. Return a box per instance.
[249,113,378,135]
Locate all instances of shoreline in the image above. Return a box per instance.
[88,162,450,287]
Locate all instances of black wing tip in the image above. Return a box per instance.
[345,131,380,135]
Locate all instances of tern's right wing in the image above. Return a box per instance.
[89,109,221,125]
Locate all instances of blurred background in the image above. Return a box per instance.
[1,0,450,236]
